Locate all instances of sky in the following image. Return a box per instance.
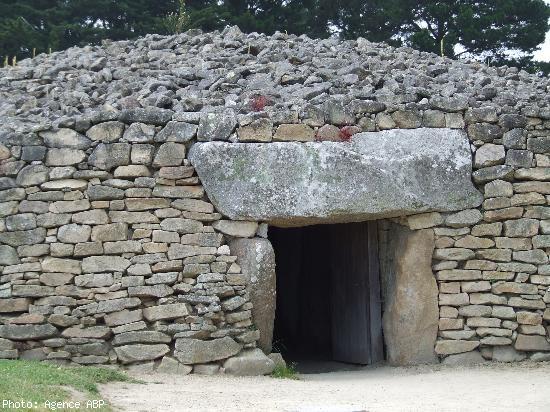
[535,0,550,61]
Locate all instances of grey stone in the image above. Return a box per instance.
[82,256,131,273]
[229,238,275,353]
[119,108,173,126]
[0,324,58,340]
[122,122,155,143]
[87,185,125,201]
[474,144,505,168]
[156,356,193,375]
[0,228,46,247]
[174,337,241,364]
[514,334,550,351]
[155,121,197,143]
[46,148,85,166]
[88,143,130,170]
[445,209,482,228]
[380,226,438,365]
[197,110,237,141]
[212,221,258,238]
[41,257,81,274]
[0,245,19,265]
[115,344,170,364]
[58,224,91,243]
[16,164,49,187]
[86,121,125,142]
[91,223,128,242]
[153,142,186,167]
[40,129,92,149]
[143,303,189,321]
[189,129,482,225]
[503,129,527,149]
[112,331,171,346]
[441,351,486,365]
[223,349,275,376]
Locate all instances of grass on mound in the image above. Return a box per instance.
[0,360,132,411]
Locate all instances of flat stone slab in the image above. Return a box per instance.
[189,129,482,226]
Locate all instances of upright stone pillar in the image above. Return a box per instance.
[229,238,276,353]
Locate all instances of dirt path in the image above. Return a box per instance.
[100,362,550,412]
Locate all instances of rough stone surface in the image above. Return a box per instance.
[174,337,241,364]
[380,225,439,365]
[190,129,482,225]
[229,238,276,353]
[223,349,275,376]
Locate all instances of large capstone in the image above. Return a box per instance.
[189,129,482,226]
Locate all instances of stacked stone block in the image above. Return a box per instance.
[1,25,549,367]
[0,110,272,374]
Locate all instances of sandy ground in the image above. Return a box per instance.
[100,362,550,412]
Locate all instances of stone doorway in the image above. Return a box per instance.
[269,222,384,369]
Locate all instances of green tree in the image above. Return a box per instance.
[334,0,550,71]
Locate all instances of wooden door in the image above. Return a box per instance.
[329,222,384,365]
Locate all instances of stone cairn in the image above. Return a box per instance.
[0,25,549,370]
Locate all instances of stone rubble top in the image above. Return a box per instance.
[1,25,549,135]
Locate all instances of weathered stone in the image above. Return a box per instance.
[379,226,438,365]
[174,337,241,364]
[112,331,171,346]
[41,257,81,275]
[127,285,173,298]
[46,148,85,166]
[143,303,189,321]
[0,324,58,340]
[473,165,514,184]
[190,129,481,225]
[492,346,527,362]
[514,334,550,351]
[75,273,114,287]
[49,200,90,213]
[153,143,186,167]
[0,298,30,313]
[503,129,527,149]
[156,356,193,375]
[273,124,315,142]
[474,144,505,168]
[82,256,131,273]
[223,349,275,376]
[237,119,273,142]
[197,110,237,141]
[0,228,46,247]
[41,129,92,149]
[62,326,111,339]
[156,121,197,143]
[435,340,480,355]
[86,121,125,142]
[441,351,486,366]
[87,185,125,201]
[91,223,128,242]
[467,123,502,142]
[104,310,143,327]
[212,220,258,238]
[160,218,203,234]
[115,344,170,364]
[0,245,19,265]
[57,224,91,243]
[16,164,49,187]
[88,143,130,170]
[119,108,173,125]
[229,238,275,353]
[504,219,539,237]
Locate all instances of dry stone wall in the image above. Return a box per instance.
[0,111,275,374]
[1,25,550,368]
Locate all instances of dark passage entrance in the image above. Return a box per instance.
[270,222,384,368]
